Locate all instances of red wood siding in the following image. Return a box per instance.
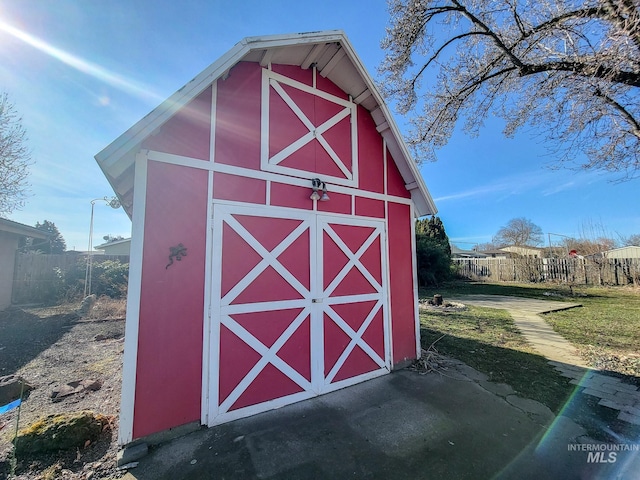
[386,149,411,199]
[317,190,351,215]
[355,196,385,218]
[387,202,417,365]
[272,64,313,86]
[134,161,208,438]
[213,172,266,204]
[214,62,262,169]
[270,182,314,210]
[316,73,349,101]
[142,87,212,161]
[357,105,384,194]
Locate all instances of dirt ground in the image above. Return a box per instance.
[0,299,126,480]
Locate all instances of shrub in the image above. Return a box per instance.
[90,260,129,298]
[416,235,452,286]
[49,258,129,302]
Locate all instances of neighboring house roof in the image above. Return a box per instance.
[0,218,48,239]
[603,246,640,259]
[95,30,436,219]
[450,244,487,258]
[499,245,544,257]
[94,238,131,250]
[479,249,510,258]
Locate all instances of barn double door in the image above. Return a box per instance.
[206,204,389,425]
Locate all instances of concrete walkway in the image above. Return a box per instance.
[451,295,640,427]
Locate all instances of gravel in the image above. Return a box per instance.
[0,303,125,479]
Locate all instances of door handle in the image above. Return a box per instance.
[312,298,323,303]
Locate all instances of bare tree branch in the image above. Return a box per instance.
[520,61,640,87]
[0,92,32,216]
[380,0,640,178]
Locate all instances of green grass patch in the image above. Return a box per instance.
[422,280,640,378]
[420,305,573,412]
[543,287,640,377]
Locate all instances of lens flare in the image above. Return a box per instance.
[0,19,163,104]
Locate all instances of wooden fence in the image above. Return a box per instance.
[454,257,640,286]
[12,252,130,304]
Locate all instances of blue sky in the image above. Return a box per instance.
[0,0,638,251]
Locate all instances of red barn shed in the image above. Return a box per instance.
[96,31,436,446]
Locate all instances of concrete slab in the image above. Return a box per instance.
[448,295,582,314]
[119,369,640,480]
[450,295,589,367]
[506,395,555,421]
[478,380,516,397]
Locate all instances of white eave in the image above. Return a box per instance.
[0,218,49,239]
[95,30,437,218]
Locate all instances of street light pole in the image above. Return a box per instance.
[83,196,121,297]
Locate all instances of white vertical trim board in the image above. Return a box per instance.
[383,139,388,196]
[200,169,215,425]
[411,203,421,359]
[383,212,394,369]
[209,80,217,164]
[260,68,270,173]
[350,101,358,186]
[207,203,225,422]
[380,220,392,371]
[202,79,217,425]
[265,180,271,205]
[118,152,148,445]
[310,216,322,394]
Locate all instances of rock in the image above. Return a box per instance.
[94,332,123,341]
[51,379,102,402]
[14,411,112,455]
[0,375,33,405]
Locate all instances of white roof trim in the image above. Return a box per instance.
[96,30,437,217]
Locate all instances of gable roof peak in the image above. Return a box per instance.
[96,30,436,218]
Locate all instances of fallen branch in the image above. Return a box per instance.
[410,335,449,374]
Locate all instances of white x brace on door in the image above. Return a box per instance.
[206,204,389,425]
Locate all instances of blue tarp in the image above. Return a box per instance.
[0,398,21,415]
